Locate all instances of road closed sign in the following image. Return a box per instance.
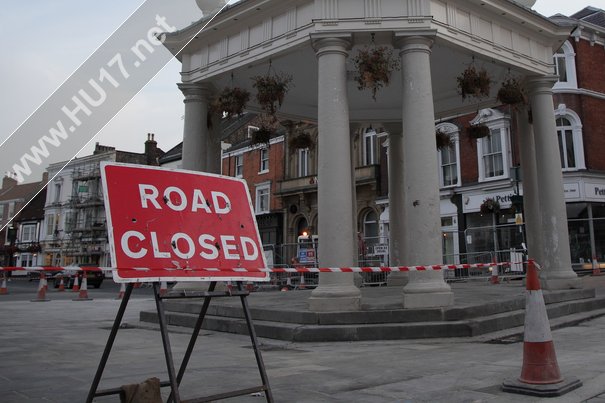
[101,162,269,282]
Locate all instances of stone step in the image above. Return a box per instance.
[139,293,605,341]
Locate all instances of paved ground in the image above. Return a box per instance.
[1,277,605,402]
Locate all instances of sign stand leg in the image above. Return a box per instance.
[237,281,274,403]
[153,282,182,402]
[166,281,217,403]
[87,281,274,402]
[86,283,134,403]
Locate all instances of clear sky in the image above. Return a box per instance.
[0,0,600,173]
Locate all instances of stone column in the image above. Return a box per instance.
[386,129,407,286]
[514,106,543,265]
[173,83,211,292]
[526,76,580,289]
[396,35,453,308]
[178,83,211,171]
[308,35,361,312]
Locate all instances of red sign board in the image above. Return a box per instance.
[101,163,269,282]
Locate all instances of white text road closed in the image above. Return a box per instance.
[101,162,269,282]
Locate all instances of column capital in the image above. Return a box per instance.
[177,82,212,103]
[394,31,437,54]
[525,75,559,96]
[310,33,352,58]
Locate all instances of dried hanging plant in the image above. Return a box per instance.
[211,86,250,118]
[457,64,491,100]
[353,43,400,101]
[467,124,491,139]
[252,71,293,115]
[435,130,453,151]
[497,77,526,106]
[480,198,501,215]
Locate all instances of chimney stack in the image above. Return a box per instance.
[145,133,159,166]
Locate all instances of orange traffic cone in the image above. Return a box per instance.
[31,274,50,302]
[0,276,8,295]
[159,281,168,297]
[502,260,582,397]
[73,276,92,301]
[115,283,126,300]
[72,274,80,292]
[299,274,306,289]
[57,276,65,292]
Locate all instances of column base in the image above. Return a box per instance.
[386,272,409,287]
[401,271,454,309]
[308,286,361,312]
[541,277,582,290]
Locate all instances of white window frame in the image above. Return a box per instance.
[0,204,4,221]
[436,123,461,188]
[472,109,511,183]
[20,223,37,243]
[53,183,62,203]
[553,41,577,90]
[45,213,58,237]
[255,182,271,215]
[234,154,243,178]
[297,148,309,177]
[363,128,378,166]
[259,147,269,173]
[555,104,585,171]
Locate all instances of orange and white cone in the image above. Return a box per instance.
[31,275,50,302]
[57,277,65,292]
[42,273,48,291]
[299,274,306,289]
[502,260,582,396]
[592,257,601,276]
[115,283,126,300]
[0,276,8,295]
[72,274,80,292]
[73,276,92,301]
[159,281,168,297]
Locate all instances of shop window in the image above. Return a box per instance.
[436,123,460,188]
[553,41,577,90]
[555,105,585,171]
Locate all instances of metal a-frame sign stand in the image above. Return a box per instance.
[86,280,274,403]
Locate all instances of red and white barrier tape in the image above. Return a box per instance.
[0,261,523,273]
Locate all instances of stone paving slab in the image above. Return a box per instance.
[1,277,605,402]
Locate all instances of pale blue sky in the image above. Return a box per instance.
[0,0,599,169]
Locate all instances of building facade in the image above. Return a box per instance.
[41,135,163,267]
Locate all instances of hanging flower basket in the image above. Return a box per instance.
[456,65,491,100]
[26,243,42,253]
[289,131,314,151]
[250,126,273,146]
[353,45,401,101]
[252,72,293,115]
[497,77,526,106]
[435,130,453,151]
[480,198,501,215]
[211,86,250,118]
[467,124,490,139]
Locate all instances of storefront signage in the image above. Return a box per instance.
[585,183,605,201]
